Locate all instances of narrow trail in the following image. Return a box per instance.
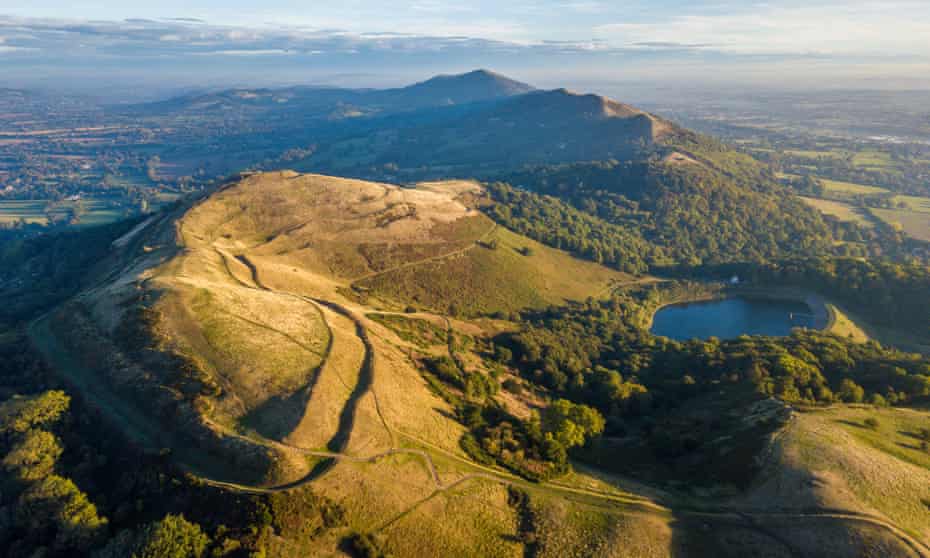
[350,223,498,284]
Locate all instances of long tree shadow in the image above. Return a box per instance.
[288,298,377,483]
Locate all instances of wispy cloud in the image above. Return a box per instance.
[595,2,930,56]
[1,7,928,96]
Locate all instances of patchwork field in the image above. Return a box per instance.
[872,208,930,242]
[785,148,849,160]
[852,149,897,170]
[820,177,889,196]
[799,196,874,227]
[0,196,176,227]
[892,195,930,213]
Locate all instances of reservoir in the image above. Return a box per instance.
[650,297,818,341]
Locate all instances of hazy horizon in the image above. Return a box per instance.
[3,2,930,100]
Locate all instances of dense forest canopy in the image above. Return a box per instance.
[490,156,838,267]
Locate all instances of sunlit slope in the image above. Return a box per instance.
[742,405,930,547]
[48,171,630,488]
[192,172,629,315]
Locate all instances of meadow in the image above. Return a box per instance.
[799,196,874,227]
[0,196,173,228]
[871,208,930,243]
[820,177,889,196]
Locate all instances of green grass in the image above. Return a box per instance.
[785,149,848,160]
[836,407,930,472]
[852,150,896,169]
[819,177,889,196]
[891,195,930,213]
[871,208,930,242]
[368,313,447,348]
[799,197,873,227]
[0,198,130,227]
[790,407,930,542]
[355,226,629,317]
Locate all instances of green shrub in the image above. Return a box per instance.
[345,532,390,558]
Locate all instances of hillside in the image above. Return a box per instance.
[27,172,630,486]
[299,88,678,174]
[127,69,534,119]
[16,171,930,556]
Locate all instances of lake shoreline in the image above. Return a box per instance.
[647,284,833,340]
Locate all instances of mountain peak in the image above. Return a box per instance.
[405,69,536,101]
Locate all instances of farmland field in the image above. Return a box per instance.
[891,195,930,213]
[799,196,874,227]
[852,149,896,169]
[0,194,179,228]
[0,200,51,224]
[819,177,889,196]
[785,148,849,159]
[871,208,930,242]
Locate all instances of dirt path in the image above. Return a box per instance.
[350,223,498,284]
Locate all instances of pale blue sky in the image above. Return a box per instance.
[2,1,929,96]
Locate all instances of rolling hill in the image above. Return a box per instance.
[17,170,930,557]
[27,172,631,486]
[126,69,534,119]
[10,70,930,556]
[299,87,679,174]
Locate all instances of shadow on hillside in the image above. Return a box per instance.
[835,419,869,429]
[324,303,375,453]
[241,388,313,441]
[668,509,801,556]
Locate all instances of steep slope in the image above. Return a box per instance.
[742,405,930,549]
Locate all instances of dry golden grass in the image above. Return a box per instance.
[284,305,361,450]
[531,496,675,558]
[825,304,870,343]
[742,406,930,545]
[380,480,522,558]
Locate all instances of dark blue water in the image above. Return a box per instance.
[650,297,816,341]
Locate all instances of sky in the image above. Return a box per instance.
[2,1,930,98]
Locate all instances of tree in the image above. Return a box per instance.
[16,474,107,551]
[2,429,63,481]
[494,345,513,364]
[1,390,70,436]
[132,514,210,558]
[541,399,605,449]
[838,378,865,403]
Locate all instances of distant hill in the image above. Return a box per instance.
[127,69,534,118]
[301,87,679,173]
[372,69,535,110]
